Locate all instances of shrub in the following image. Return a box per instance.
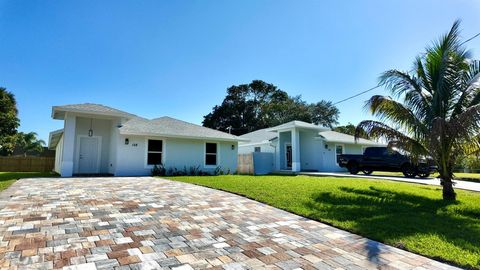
[189,165,201,176]
[151,164,166,176]
[214,166,224,176]
[159,165,235,176]
[462,155,480,171]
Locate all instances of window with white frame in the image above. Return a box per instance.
[147,140,163,165]
[205,143,217,166]
[335,144,344,164]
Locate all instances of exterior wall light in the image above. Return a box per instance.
[231,144,235,150]
[125,138,129,145]
[88,119,93,137]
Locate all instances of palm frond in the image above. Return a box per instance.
[356,120,427,155]
[379,69,423,97]
[449,104,480,147]
[425,20,471,120]
[414,56,433,94]
[378,68,433,123]
[365,95,426,139]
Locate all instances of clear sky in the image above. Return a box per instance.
[1,1,479,142]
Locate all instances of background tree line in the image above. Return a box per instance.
[0,87,45,156]
[202,80,340,135]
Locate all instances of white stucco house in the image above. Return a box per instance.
[238,120,383,173]
[48,104,244,177]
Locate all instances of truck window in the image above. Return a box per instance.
[365,147,379,156]
[336,145,344,164]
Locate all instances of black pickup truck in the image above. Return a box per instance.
[337,147,437,178]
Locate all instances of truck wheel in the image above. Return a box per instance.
[402,164,417,178]
[362,170,373,175]
[347,162,359,175]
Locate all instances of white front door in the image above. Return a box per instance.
[78,136,100,174]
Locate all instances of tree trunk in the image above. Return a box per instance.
[441,179,456,200]
[438,150,456,201]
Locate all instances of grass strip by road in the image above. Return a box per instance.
[365,171,480,183]
[0,172,59,191]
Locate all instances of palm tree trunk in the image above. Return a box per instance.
[441,178,456,200]
[440,159,456,200]
[437,144,457,200]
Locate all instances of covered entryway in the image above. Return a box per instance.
[270,122,329,172]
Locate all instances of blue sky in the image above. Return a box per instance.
[1,1,479,142]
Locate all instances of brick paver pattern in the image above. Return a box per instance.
[0,177,460,270]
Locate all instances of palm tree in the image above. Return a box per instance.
[356,20,480,200]
[16,132,45,157]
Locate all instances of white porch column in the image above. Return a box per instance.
[275,132,281,171]
[291,128,301,172]
[60,113,76,177]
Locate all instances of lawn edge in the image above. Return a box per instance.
[300,173,480,195]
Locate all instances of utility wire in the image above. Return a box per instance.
[460,32,480,46]
[333,85,381,105]
[333,31,480,106]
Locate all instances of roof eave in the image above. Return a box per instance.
[48,129,64,150]
[239,141,273,146]
[118,131,249,142]
[268,127,329,133]
[52,107,135,120]
[320,138,385,146]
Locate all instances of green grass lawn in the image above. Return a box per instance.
[0,172,59,191]
[166,175,480,269]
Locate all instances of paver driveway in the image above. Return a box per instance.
[0,177,459,270]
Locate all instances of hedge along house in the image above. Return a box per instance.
[48,104,244,177]
[238,120,383,173]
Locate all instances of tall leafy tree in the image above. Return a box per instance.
[309,100,339,128]
[334,123,357,136]
[203,80,339,135]
[203,80,283,135]
[0,88,20,156]
[262,95,313,127]
[333,123,370,139]
[15,132,45,157]
[356,20,480,200]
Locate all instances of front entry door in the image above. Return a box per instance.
[78,136,100,174]
[286,144,292,168]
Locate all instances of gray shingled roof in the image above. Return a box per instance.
[239,128,277,144]
[119,116,244,141]
[51,103,244,141]
[52,103,136,119]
